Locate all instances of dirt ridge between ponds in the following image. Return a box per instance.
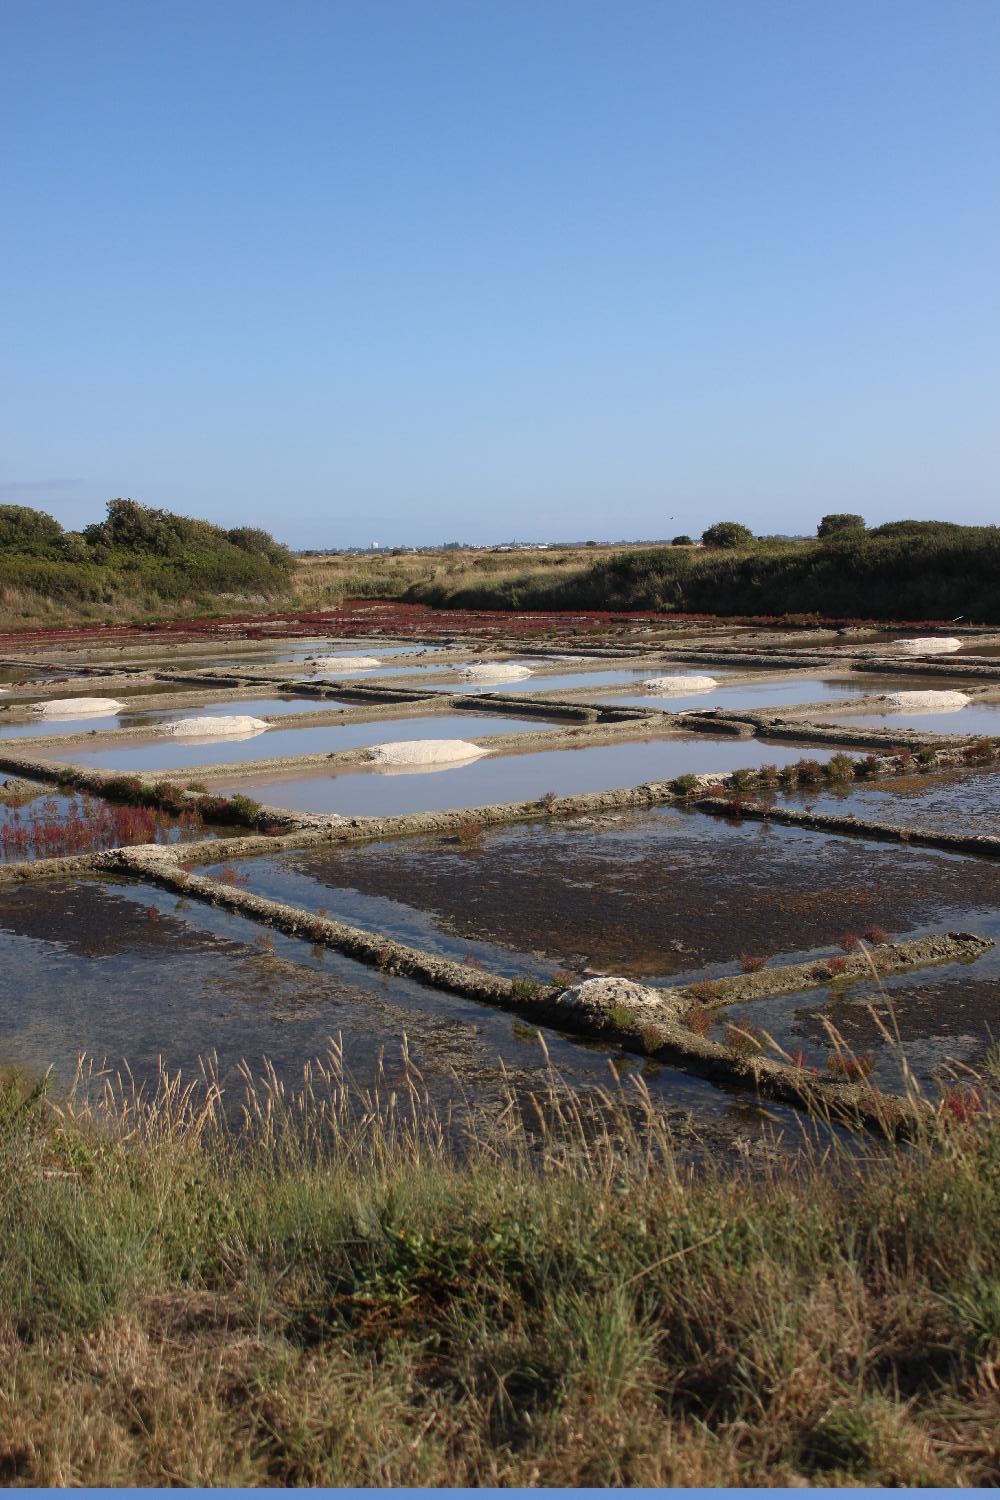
[667,932,994,1007]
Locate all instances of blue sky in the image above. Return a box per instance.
[1,0,997,548]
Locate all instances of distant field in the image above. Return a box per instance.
[292,541,680,612]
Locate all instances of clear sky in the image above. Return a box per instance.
[1,0,997,548]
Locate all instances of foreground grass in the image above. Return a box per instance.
[1,1053,999,1486]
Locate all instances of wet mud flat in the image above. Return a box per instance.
[201,735,837,818]
[206,809,1000,987]
[0,876,791,1151]
[781,765,1000,839]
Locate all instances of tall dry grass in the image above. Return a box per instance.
[0,1039,998,1486]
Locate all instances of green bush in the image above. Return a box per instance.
[818,513,865,538]
[701,521,754,549]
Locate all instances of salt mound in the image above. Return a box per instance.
[557,976,674,1022]
[458,663,534,682]
[876,690,970,714]
[305,655,380,672]
[31,697,125,717]
[640,675,718,693]
[361,738,487,768]
[894,637,963,655]
[160,715,270,740]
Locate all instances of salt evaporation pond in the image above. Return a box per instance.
[0,695,350,741]
[202,735,846,817]
[0,878,787,1146]
[780,765,1000,840]
[594,676,887,713]
[207,809,1000,990]
[441,666,740,696]
[48,712,559,772]
[823,701,1000,736]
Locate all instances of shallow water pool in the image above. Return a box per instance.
[0,695,349,741]
[202,810,1000,1008]
[439,666,736,696]
[47,711,558,772]
[594,676,882,713]
[781,765,1000,840]
[0,788,213,863]
[203,734,845,817]
[822,702,1000,737]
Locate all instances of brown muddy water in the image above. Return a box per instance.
[203,736,840,817]
[0,877,796,1150]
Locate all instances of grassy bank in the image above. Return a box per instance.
[409,524,1000,623]
[2,1052,998,1486]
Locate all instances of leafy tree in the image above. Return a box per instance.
[227,526,293,568]
[701,521,753,549]
[672,535,693,546]
[0,504,64,555]
[818,513,865,538]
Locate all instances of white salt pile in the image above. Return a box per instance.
[31,697,125,717]
[360,739,487,768]
[160,715,270,739]
[894,637,963,655]
[557,977,672,1022]
[458,663,534,682]
[875,691,970,714]
[305,655,380,672]
[640,675,718,693]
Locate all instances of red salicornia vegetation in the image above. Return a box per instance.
[0,793,202,861]
[739,953,771,973]
[682,1004,713,1037]
[826,1050,875,1081]
[725,1019,767,1057]
[940,1088,982,1125]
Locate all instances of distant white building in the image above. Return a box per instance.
[370,541,380,550]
